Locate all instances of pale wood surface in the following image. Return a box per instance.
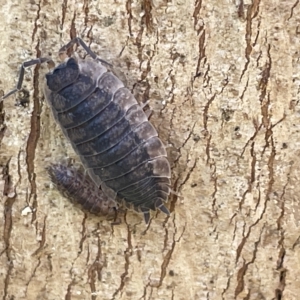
[0,0,299,299]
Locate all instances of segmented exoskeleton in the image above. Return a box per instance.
[2,38,171,223]
[47,163,117,218]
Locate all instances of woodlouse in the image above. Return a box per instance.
[47,163,117,218]
[2,38,171,224]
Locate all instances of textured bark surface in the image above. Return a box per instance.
[0,0,300,299]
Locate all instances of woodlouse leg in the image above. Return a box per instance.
[169,188,183,200]
[144,109,153,119]
[1,57,52,101]
[140,100,150,109]
[58,37,112,67]
[140,100,153,119]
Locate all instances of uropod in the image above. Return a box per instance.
[2,38,171,224]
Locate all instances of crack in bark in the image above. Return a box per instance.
[70,12,77,42]
[118,38,128,58]
[24,258,42,298]
[162,69,175,105]
[254,188,261,214]
[111,216,132,299]
[265,134,276,197]
[273,172,289,298]
[205,134,212,164]
[236,129,276,261]
[240,0,261,81]
[61,0,68,30]
[235,169,271,264]
[133,29,159,109]
[171,288,175,300]
[195,31,206,79]
[25,41,42,224]
[202,64,210,87]
[275,241,286,299]
[65,279,76,300]
[83,0,90,27]
[172,119,197,171]
[64,219,89,300]
[192,0,203,34]
[1,159,16,300]
[292,233,300,250]
[221,275,233,299]
[168,177,179,215]
[0,160,12,202]
[239,77,249,101]
[236,221,246,263]
[236,101,281,214]
[203,94,216,131]
[150,222,186,288]
[235,179,271,262]
[238,141,258,211]
[126,0,133,37]
[288,0,299,20]
[141,0,153,33]
[210,164,218,218]
[239,121,262,158]
[88,233,106,300]
[259,52,272,130]
[138,279,153,300]
[237,0,245,19]
[250,142,256,185]
[235,225,264,297]
[139,223,186,299]
[31,0,41,43]
[177,158,198,192]
[239,187,249,212]
[128,12,157,105]
[0,101,6,144]
[16,151,23,189]
[78,214,87,255]
[253,18,261,48]
[276,178,289,231]
[31,216,47,256]
[166,111,198,215]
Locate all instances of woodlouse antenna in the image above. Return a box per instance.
[59,37,113,67]
[1,57,53,102]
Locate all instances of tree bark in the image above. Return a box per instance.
[0,0,299,299]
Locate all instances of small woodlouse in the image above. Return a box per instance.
[2,38,171,224]
[47,163,117,218]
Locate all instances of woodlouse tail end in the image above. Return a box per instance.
[143,211,150,224]
[156,199,170,215]
[158,204,170,216]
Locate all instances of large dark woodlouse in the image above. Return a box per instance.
[2,38,171,224]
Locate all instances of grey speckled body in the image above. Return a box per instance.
[47,163,117,218]
[44,54,171,223]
